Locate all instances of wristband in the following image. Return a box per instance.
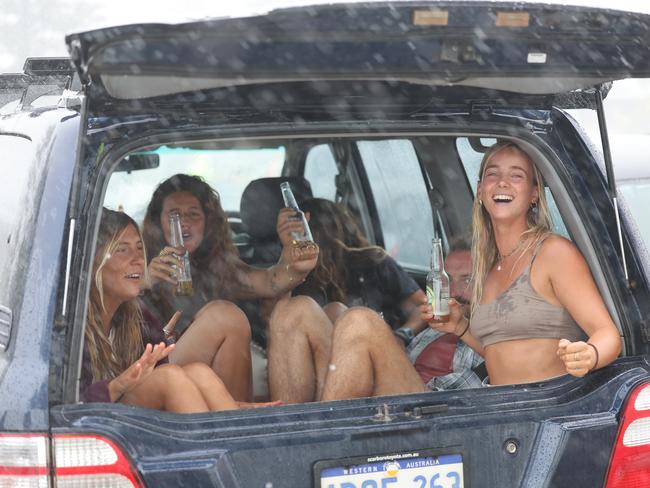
[587,342,600,372]
[457,319,470,338]
[394,327,415,347]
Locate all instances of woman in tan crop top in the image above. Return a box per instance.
[422,141,621,385]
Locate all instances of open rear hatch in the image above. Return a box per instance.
[66,1,650,110]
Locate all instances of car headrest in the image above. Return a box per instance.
[240,177,313,240]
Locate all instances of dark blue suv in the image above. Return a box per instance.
[1,2,650,487]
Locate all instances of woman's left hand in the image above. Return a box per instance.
[557,339,597,377]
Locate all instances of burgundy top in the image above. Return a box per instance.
[79,301,165,403]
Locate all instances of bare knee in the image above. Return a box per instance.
[182,362,228,388]
[154,363,190,382]
[269,295,325,335]
[334,307,389,342]
[194,300,251,341]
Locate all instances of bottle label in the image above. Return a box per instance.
[427,282,449,315]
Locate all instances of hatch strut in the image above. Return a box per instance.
[595,84,628,283]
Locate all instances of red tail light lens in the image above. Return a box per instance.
[0,433,143,487]
[604,382,650,488]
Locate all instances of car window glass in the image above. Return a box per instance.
[567,79,650,252]
[456,137,569,238]
[357,139,433,271]
[304,144,338,200]
[619,180,650,247]
[105,146,285,223]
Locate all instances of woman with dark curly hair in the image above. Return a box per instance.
[142,174,318,401]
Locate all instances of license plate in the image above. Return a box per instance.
[318,451,464,488]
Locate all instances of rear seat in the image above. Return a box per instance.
[238,176,313,267]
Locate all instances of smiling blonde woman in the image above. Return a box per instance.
[422,141,621,385]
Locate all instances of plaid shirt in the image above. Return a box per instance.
[407,328,484,391]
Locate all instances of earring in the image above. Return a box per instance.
[479,199,483,206]
[531,200,538,214]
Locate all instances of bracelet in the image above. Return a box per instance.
[457,319,470,338]
[587,342,600,371]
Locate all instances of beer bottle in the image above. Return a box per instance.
[280,181,314,248]
[426,237,450,322]
[168,211,194,296]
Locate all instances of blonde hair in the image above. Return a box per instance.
[85,209,146,382]
[470,142,552,315]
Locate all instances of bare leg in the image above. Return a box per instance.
[181,362,239,411]
[120,364,209,413]
[320,307,426,401]
[323,301,348,324]
[170,300,252,402]
[267,296,334,404]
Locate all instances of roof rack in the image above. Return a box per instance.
[0,57,80,112]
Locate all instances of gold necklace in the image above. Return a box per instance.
[496,238,525,271]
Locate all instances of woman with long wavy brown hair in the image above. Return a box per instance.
[290,198,423,323]
[422,141,621,385]
[142,174,318,401]
[81,208,238,412]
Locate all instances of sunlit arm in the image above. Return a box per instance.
[233,258,312,300]
[547,237,622,376]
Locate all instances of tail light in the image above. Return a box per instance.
[0,433,143,487]
[604,382,650,488]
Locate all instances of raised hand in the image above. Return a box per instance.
[420,297,466,335]
[110,342,175,401]
[557,339,597,377]
[276,208,319,274]
[276,208,306,247]
[146,246,185,287]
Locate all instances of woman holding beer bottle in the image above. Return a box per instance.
[81,207,239,412]
[422,141,621,385]
[142,174,318,401]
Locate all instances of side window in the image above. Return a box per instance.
[0,134,39,351]
[455,137,569,238]
[304,144,338,200]
[357,139,433,271]
[105,146,285,223]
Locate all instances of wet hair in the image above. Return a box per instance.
[85,208,145,382]
[301,198,385,303]
[142,174,239,319]
[470,141,552,315]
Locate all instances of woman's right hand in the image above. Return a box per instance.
[276,207,306,247]
[109,342,175,402]
[146,246,185,288]
[420,298,466,335]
